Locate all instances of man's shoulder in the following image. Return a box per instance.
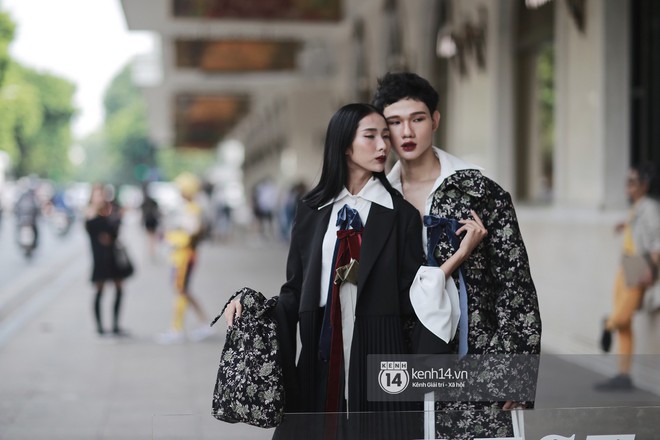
[439,169,508,197]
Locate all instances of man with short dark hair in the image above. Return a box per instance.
[373,72,542,439]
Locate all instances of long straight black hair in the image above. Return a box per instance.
[303,103,400,208]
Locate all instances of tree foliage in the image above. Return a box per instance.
[0,10,76,182]
[0,11,15,87]
[75,62,214,185]
[0,62,75,180]
[21,65,76,180]
[98,64,157,184]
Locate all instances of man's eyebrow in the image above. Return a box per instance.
[385,111,427,120]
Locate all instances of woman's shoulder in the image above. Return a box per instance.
[291,198,326,227]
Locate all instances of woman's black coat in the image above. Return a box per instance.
[274,193,424,413]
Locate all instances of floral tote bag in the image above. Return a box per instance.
[210,287,284,428]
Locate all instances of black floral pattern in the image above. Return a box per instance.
[211,287,284,428]
[429,170,542,439]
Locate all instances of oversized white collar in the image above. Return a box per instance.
[319,176,393,210]
[387,146,483,194]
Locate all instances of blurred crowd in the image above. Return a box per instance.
[0,175,309,250]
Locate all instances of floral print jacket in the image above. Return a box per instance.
[429,169,542,439]
[429,169,542,355]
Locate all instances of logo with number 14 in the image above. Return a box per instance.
[378,361,410,394]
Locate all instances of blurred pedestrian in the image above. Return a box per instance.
[278,181,307,241]
[596,163,660,391]
[252,177,278,240]
[158,172,213,344]
[140,182,161,260]
[211,185,233,243]
[85,183,131,336]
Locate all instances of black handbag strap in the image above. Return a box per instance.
[210,289,244,328]
[210,287,279,327]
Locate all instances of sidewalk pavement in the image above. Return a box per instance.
[0,216,658,439]
[0,217,287,440]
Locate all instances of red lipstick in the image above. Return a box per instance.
[401,142,416,152]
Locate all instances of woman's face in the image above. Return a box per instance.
[91,186,106,207]
[346,112,390,176]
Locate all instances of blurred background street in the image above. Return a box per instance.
[0,211,288,439]
[1,0,659,438]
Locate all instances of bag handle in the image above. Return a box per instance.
[210,289,244,327]
[209,287,279,327]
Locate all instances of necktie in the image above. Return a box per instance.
[319,204,363,412]
[423,215,469,357]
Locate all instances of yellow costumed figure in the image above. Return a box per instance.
[157,173,214,344]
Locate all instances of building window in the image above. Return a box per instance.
[631,0,660,170]
[515,0,555,203]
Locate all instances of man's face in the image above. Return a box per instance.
[626,169,649,203]
[382,98,439,163]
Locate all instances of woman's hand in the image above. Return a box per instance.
[224,299,243,327]
[455,210,488,260]
[438,210,487,277]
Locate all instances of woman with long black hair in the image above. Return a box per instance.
[224,103,423,438]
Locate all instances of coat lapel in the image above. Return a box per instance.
[299,204,332,311]
[357,203,395,298]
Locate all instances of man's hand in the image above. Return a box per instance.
[502,401,526,410]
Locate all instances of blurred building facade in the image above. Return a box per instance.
[121,0,660,359]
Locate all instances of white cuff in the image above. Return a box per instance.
[410,266,460,343]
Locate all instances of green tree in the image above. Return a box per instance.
[20,65,76,180]
[74,130,120,183]
[0,11,75,181]
[0,11,15,86]
[1,69,75,181]
[94,63,214,185]
[0,62,43,171]
[102,64,157,184]
[156,146,215,181]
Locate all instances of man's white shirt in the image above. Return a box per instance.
[387,147,483,344]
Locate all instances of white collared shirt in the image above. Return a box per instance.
[318,177,393,408]
[387,146,483,256]
[318,176,393,307]
[387,147,483,345]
